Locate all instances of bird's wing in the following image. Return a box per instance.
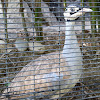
[2,52,71,99]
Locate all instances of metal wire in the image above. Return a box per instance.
[0,0,100,100]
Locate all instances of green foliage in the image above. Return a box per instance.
[89,0,99,47]
[89,0,98,34]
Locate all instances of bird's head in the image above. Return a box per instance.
[64,4,93,21]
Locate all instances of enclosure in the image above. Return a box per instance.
[0,0,100,100]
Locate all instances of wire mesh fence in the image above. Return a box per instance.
[0,0,100,100]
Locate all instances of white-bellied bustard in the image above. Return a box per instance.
[1,4,92,100]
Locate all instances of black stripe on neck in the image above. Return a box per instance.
[67,17,79,22]
[67,19,75,22]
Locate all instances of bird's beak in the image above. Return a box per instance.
[81,8,93,13]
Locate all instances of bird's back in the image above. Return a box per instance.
[2,52,71,99]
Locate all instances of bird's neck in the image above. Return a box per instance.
[63,21,83,80]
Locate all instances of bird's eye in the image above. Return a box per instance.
[71,8,74,12]
[70,8,76,15]
[66,8,68,11]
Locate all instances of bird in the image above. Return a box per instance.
[1,4,92,100]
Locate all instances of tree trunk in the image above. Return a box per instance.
[35,0,43,41]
